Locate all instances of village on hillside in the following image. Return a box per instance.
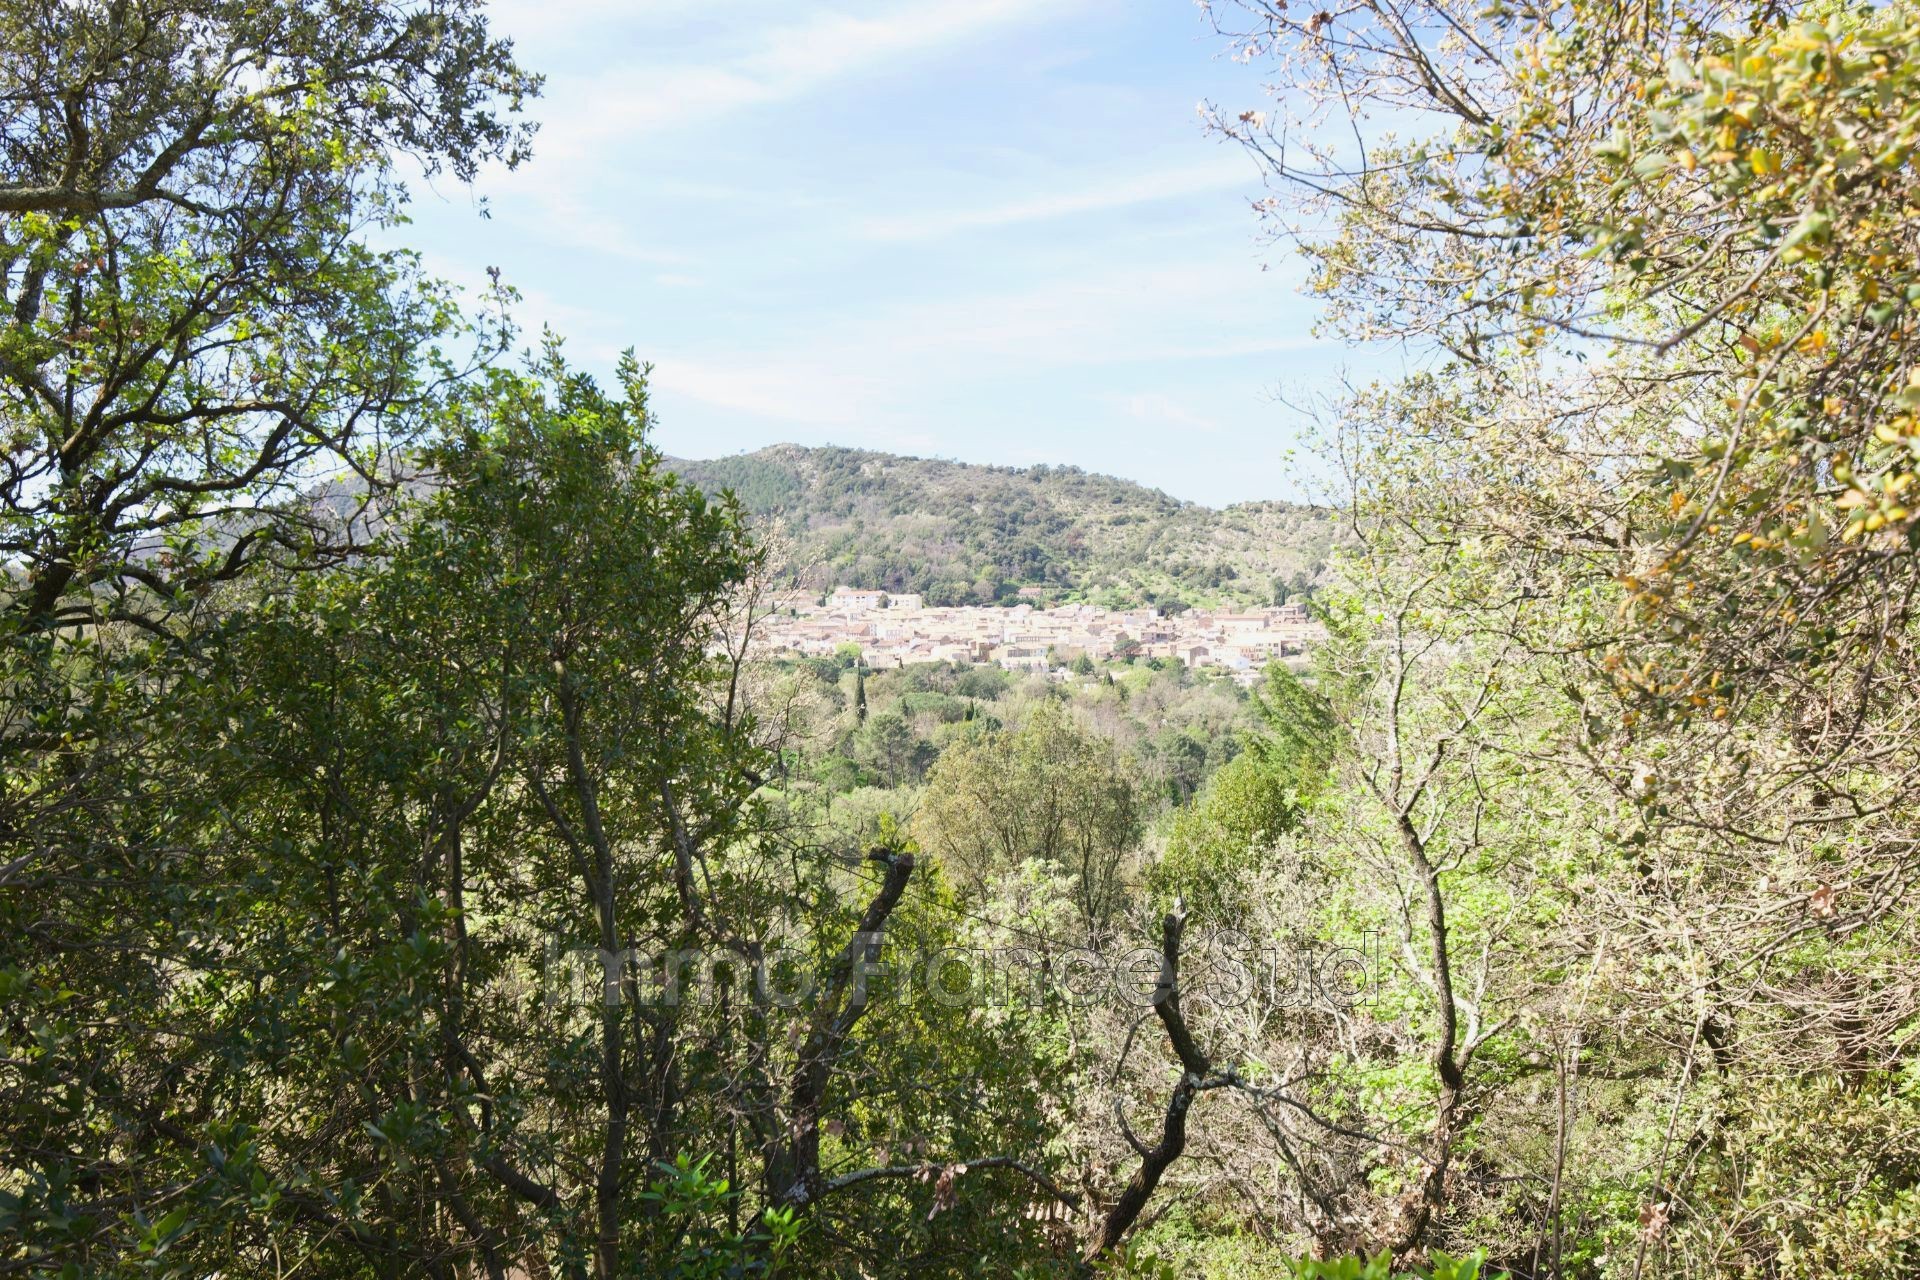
[754,585,1325,684]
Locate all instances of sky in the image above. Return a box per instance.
[398,0,1397,507]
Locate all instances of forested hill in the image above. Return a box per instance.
[665,443,1340,607]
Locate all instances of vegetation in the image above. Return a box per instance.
[1192,0,1920,1272]
[5,0,1920,1276]
[668,444,1341,608]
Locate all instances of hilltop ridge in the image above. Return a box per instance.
[665,443,1338,608]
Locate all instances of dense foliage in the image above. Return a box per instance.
[1189,0,1920,1272]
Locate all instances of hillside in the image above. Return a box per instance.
[665,444,1340,608]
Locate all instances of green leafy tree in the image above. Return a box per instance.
[0,0,536,636]
[2,346,762,1277]
[915,701,1140,939]
[1206,0,1920,1269]
[1154,750,1306,922]
[1,2,536,1271]
[853,710,922,788]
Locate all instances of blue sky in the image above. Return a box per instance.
[401,0,1394,506]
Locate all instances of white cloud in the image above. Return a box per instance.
[860,160,1253,241]
[508,190,691,267]
[1117,392,1222,434]
[649,356,889,428]
[633,248,1319,428]
[469,1,1077,263]
[869,258,1319,367]
[483,0,804,54]
[632,254,1323,465]
[536,1,1057,159]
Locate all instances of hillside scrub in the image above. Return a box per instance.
[669,444,1342,609]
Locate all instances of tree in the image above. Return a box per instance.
[0,0,537,637]
[1206,0,1920,1268]
[1153,746,1309,923]
[1,4,538,1270]
[1,346,760,1277]
[915,701,1140,939]
[853,710,921,787]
